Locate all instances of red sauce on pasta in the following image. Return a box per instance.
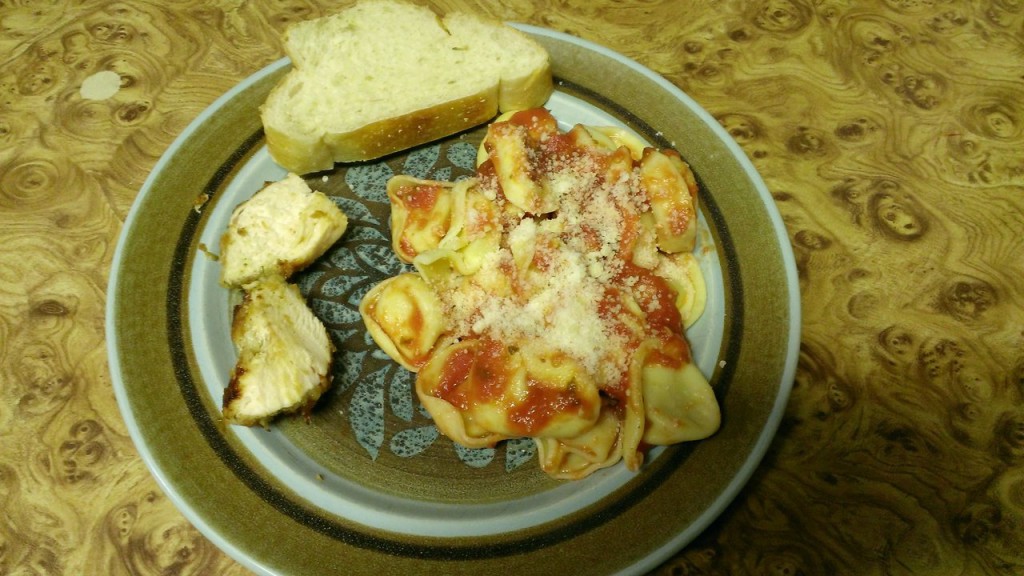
[396,183,441,211]
[434,339,511,410]
[472,339,511,403]
[369,107,715,478]
[621,262,682,336]
[434,345,475,410]
[645,333,692,370]
[507,377,589,436]
[392,182,451,259]
[508,107,558,139]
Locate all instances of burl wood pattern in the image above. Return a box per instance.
[1,1,1021,574]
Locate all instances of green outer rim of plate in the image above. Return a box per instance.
[107,24,799,576]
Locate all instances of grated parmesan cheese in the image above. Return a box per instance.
[426,112,679,389]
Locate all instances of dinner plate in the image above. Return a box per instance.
[107,24,799,576]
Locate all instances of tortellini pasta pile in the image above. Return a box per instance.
[360,108,720,480]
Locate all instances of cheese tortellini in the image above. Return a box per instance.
[361,108,719,480]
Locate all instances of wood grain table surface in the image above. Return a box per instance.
[2,0,1023,574]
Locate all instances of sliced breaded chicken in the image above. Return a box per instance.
[219,172,348,289]
[223,276,334,426]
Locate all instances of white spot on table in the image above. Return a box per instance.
[80,70,122,100]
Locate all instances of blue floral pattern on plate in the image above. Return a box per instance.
[295,138,536,471]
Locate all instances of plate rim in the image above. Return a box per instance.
[106,23,800,576]
[521,22,799,574]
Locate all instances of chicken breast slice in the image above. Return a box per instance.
[222,276,334,426]
[219,172,348,289]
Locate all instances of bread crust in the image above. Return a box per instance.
[324,90,499,164]
[262,89,499,174]
[499,60,554,112]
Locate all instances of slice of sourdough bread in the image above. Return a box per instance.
[260,0,553,174]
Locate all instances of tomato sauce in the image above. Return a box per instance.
[508,108,558,140]
[434,339,511,410]
[540,129,580,165]
[394,182,452,259]
[644,333,692,370]
[398,183,441,212]
[434,345,476,410]
[618,209,641,256]
[477,157,498,183]
[506,378,588,436]
[406,298,424,334]
[618,261,682,336]
[471,340,511,403]
[399,236,417,259]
